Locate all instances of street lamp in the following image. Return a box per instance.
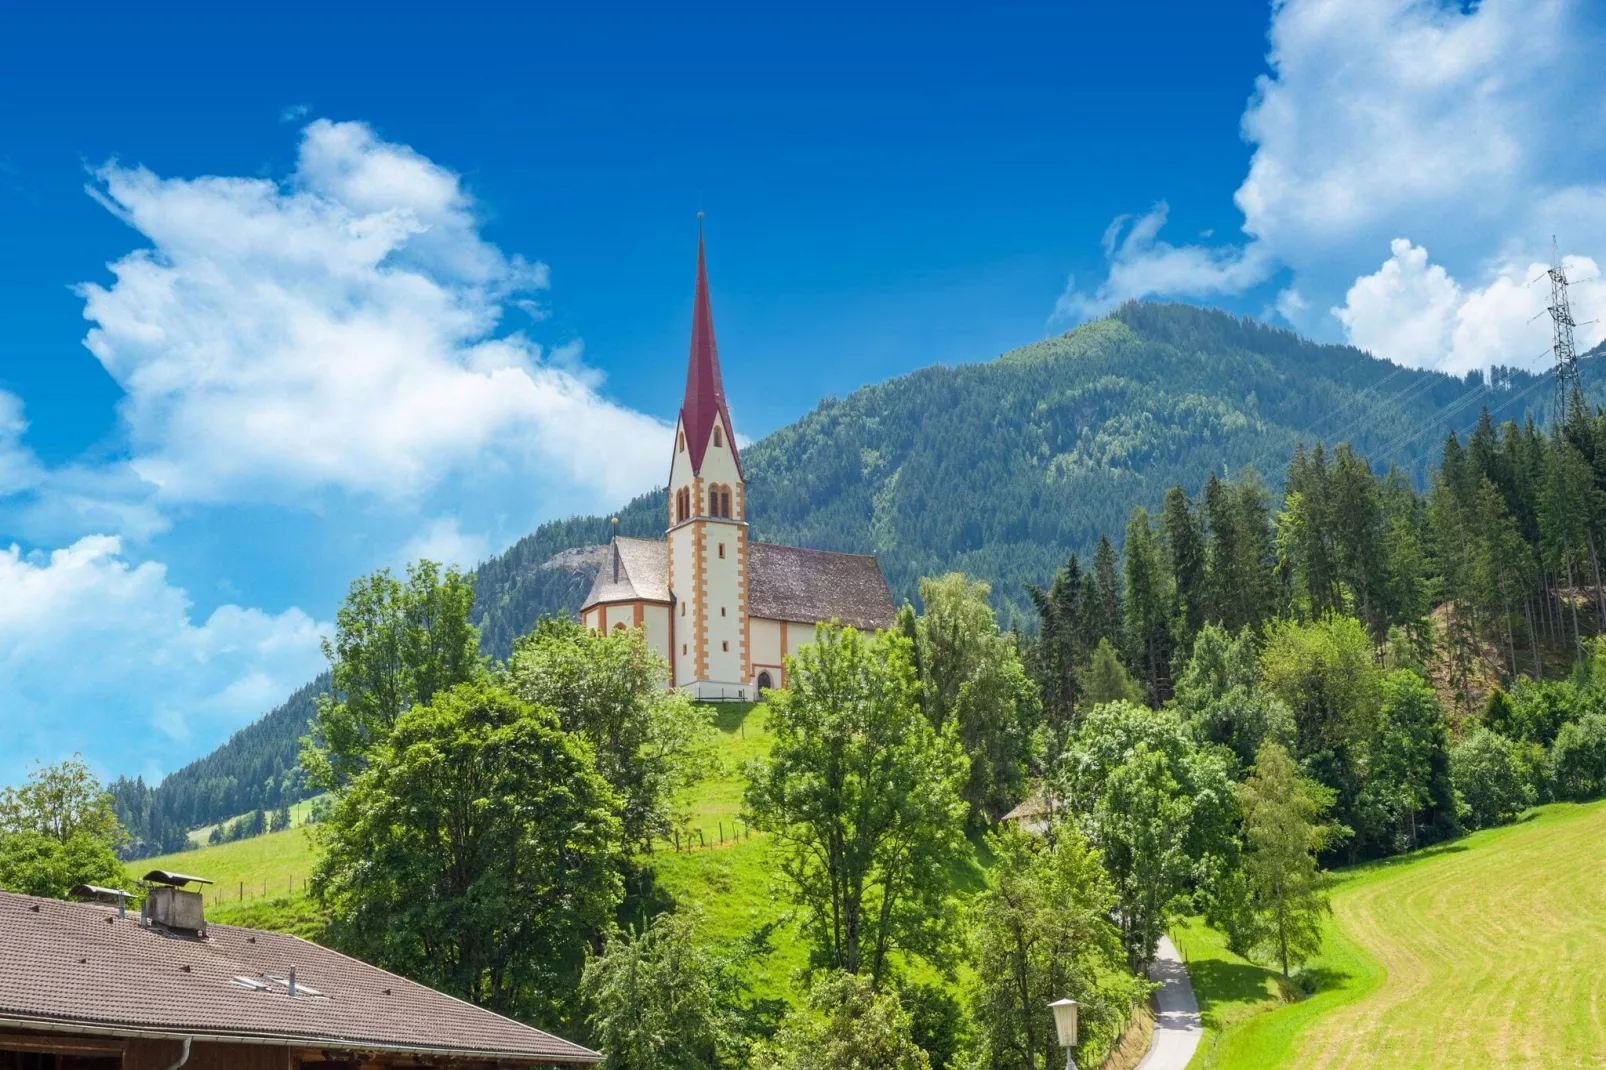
[1049,998,1079,1070]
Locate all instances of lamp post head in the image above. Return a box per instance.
[1049,998,1079,1048]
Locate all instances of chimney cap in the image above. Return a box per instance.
[70,884,137,903]
[142,870,213,888]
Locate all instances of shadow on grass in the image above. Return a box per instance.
[1341,840,1469,878]
[618,860,679,932]
[1293,964,1352,997]
[708,701,761,735]
[1189,959,1286,1010]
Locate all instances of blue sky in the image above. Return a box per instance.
[3,0,1605,786]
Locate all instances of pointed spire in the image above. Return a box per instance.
[680,216,740,475]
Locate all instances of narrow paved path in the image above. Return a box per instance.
[1135,935,1202,1070]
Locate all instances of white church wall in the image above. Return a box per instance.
[749,617,782,671]
[669,530,694,685]
[699,519,746,685]
[643,604,671,670]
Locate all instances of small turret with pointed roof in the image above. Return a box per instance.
[681,217,741,476]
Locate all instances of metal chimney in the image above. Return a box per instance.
[141,871,215,935]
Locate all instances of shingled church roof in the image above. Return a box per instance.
[746,542,895,631]
[581,538,894,632]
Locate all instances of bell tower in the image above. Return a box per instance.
[666,220,750,699]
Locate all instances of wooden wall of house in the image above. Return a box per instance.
[125,1039,290,1070]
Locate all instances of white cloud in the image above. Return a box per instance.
[77,118,669,510]
[0,391,43,497]
[1335,241,1606,374]
[1053,204,1270,322]
[0,535,328,784]
[396,516,492,571]
[1057,0,1606,371]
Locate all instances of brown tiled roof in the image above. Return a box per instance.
[580,536,671,609]
[0,890,598,1065]
[748,542,895,631]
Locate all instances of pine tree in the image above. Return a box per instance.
[1162,485,1208,651]
[1123,509,1173,706]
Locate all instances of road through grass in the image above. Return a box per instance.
[1191,800,1606,1069]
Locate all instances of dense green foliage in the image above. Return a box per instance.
[901,574,1039,825]
[756,972,930,1070]
[581,908,752,1070]
[744,625,969,982]
[1228,743,1339,978]
[508,618,716,852]
[314,677,623,1028]
[968,826,1145,1069]
[307,560,483,788]
[0,759,128,897]
[1055,701,1239,968]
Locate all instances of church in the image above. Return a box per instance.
[580,230,896,701]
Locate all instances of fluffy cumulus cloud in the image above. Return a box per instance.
[0,536,327,785]
[80,118,669,507]
[1058,0,1606,372]
[1335,241,1606,374]
[0,120,677,785]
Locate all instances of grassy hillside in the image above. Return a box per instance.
[127,701,988,1011]
[1179,800,1606,1069]
[187,794,324,848]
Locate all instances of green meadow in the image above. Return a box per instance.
[1180,799,1606,1069]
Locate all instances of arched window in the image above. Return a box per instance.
[714,426,723,448]
[721,489,732,518]
[678,430,686,452]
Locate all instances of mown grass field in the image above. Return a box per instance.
[1180,799,1606,1069]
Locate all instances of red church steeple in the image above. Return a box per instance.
[680,219,740,476]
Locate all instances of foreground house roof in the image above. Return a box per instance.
[0,890,599,1065]
[581,538,895,632]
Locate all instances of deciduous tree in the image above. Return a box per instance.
[969,826,1145,1070]
[314,678,622,1028]
[509,617,715,852]
[745,625,968,982]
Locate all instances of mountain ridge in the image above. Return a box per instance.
[112,301,1602,849]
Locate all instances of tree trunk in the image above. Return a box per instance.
[1567,558,1585,664]
[1526,595,1542,680]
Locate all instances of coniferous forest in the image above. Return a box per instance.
[110,301,1606,854]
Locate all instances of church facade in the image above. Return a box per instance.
[580,232,895,701]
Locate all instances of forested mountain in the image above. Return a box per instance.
[113,301,1604,852]
[110,678,325,856]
